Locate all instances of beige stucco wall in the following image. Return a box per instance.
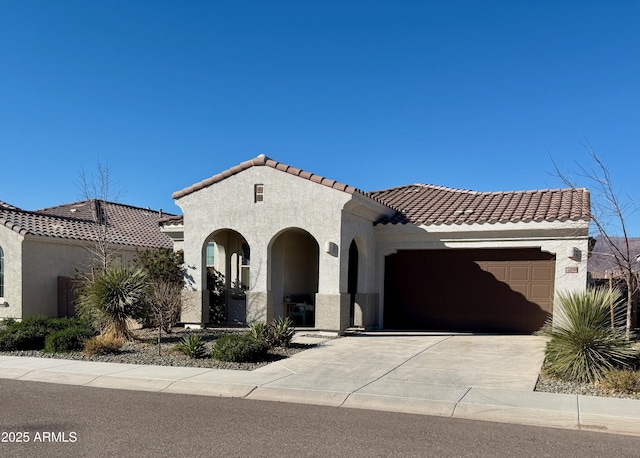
[1,232,142,320]
[176,166,381,331]
[340,197,393,328]
[0,227,24,320]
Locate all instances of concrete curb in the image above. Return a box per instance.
[1,355,639,436]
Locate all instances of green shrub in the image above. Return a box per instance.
[174,334,207,358]
[83,335,124,355]
[16,315,52,329]
[44,326,96,353]
[0,327,47,351]
[1,317,17,328]
[266,316,295,348]
[540,288,638,383]
[212,334,268,362]
[0,316,52,351]
[0,317,95,351]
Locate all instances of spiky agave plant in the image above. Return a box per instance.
[76,265,148,340]
[175,333,207,358]
[248,321,267,342]
[540,287,638,383]
[266,316,295,348]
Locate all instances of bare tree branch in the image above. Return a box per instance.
[552,145,639,335]
[76,160,122,270]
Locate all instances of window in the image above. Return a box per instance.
[241,243,250,267]
[240,243,250,289]
[0,246,4,297]
[206,242,216,267]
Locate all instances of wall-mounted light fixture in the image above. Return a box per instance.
[324,242,339,257]
[0,301,9,308]
[568,247,581,261]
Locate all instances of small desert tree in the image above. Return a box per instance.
[147,279,183,355]
[135,248,185,354]
[553,145,639,336]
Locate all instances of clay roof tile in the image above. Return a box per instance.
[369,185,590,226]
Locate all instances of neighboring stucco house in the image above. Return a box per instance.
[0,199,172,320]
[588,236,640,281]
[161,154,591,335]
[588,236,640,324]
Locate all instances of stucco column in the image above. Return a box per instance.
[315,293,350,334]
[181,290,208,327]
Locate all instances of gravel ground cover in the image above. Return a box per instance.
[0,326,316,371]
[535,373,640,400]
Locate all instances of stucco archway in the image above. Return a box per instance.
[348,237,369,327]
[268,228,319,327]
[204,229,250,324]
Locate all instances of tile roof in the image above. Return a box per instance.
[0,200,20,210]
[158,214,184,226]
[0,199,173,248]
[588,236,640,279]
[173,154,376,201]
[368,184,590,226]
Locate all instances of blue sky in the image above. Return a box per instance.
[1,1,638,235]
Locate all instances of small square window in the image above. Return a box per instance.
[255,184,264,202]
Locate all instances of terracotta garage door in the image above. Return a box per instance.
[384,248,555,334]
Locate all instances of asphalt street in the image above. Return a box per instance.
[1,379,640,458]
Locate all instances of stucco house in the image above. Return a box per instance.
[161,154,591,335]
[0,199,172,320]
[588,236,640,281]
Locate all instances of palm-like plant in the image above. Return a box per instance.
[540,288,638,383]
[76,265,148,340]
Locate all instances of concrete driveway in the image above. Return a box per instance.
[251,333,547,411]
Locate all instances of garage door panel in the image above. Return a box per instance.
[509,266,530,281]
[384,248,555,334]
[509,283,530,298]
[530,284,553,300]
[532,266,554,281]
[481,264,508,281]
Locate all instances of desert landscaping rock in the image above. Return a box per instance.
[0,327,314,371]
[535,373,640,400]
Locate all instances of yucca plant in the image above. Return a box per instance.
[540,287,638,383]
[175,333,207,359]
[76,265,149,340]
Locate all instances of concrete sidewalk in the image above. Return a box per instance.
[1,333,639,436]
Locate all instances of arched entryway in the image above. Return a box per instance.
[348,240,359,327]
[204,229,250,325]
[269,228,319,327]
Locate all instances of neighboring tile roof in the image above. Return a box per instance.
[369,184,590,226]
[588,236,640,279]
[0,200,19,210]
[0,199,173,248]
[172,154,388,205]
[158,214,184,226]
